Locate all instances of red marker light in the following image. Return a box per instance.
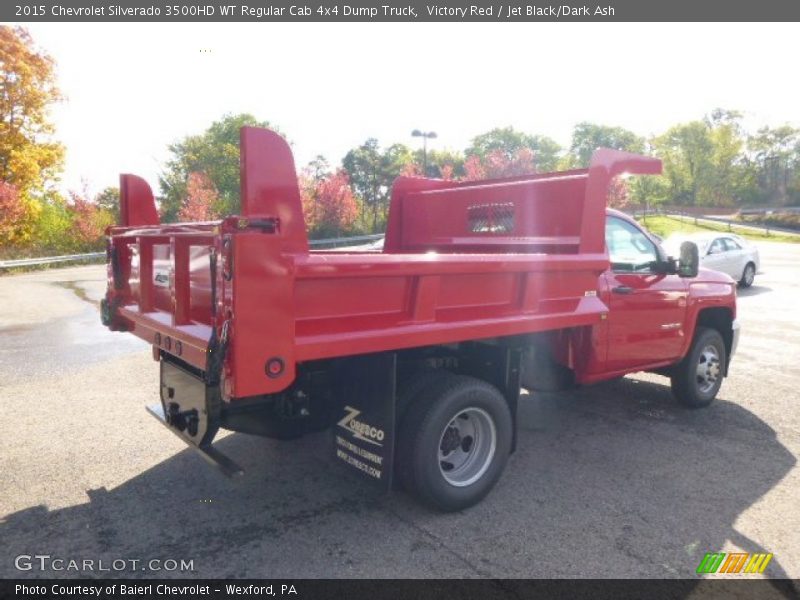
[266,357,285,378]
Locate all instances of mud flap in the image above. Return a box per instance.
[332,353,396,491]
[146,360,243,477]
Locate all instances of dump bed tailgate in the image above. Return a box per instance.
[103,222,222,371]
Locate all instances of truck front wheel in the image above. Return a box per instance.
[397,374,512,511]
[670,326,726,408]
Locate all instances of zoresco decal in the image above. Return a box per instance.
[337,405,385,446]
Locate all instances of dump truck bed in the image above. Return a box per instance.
[103,127,660,401]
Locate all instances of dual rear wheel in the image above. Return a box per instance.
[396,373,512,512]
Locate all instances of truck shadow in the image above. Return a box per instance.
[1,377,796,585]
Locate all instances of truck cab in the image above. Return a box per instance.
[524,208,739,408]
[601,211,738,386]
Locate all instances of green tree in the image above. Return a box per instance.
[30,193,73,254]
[653,110,749,207]
[95,186,120,223]
[628,168,669,208]
[704,109,749,206]
[653,121,712,205]
[304,155,331,182]
[467,126,561,172]
[566,122,645,168]
[0,26,64,198]
[159,113,276,221]
[746,125,800,205]
[342,139,413,231]
[410,148,466,179]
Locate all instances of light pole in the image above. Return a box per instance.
[411,129,437,176]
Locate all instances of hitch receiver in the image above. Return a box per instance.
[146,404,243,478]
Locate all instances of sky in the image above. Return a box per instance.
[20,22,800,196]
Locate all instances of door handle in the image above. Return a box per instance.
[612,285,634,295]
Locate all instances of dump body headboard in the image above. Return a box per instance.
[384,149,661,256]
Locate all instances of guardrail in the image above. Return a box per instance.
[0,233,387,270]
[308,233,384,248]
[630,207,800,238]
[664,212,800,237]
[0,252,106,270]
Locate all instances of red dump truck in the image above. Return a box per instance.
[102,127,739,510]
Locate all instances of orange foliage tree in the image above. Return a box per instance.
[0,26,64,197]
[0,182,25,243]
[67,190,113,250]
[178,172,219,222]
[463,148,536,181]
[300,169,359,237]
[607,177,630,209]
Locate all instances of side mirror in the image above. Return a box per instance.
[678,241,699,278]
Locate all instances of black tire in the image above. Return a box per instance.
[670,327,726,408]
[739,262,756,288]
[396,374,512,511]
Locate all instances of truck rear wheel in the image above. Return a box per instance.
[397,374,512,511]
[670,326,726,408]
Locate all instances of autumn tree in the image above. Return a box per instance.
[300,169,358,237]
[607,178,631,209]
[0,181,29,246]
[178,172,219,222]
[159,113,276,221]
[0,26,64,197]
[463,148,537,180]
[400,162,422,177]
[439,164,456,181]
[69,192,100,247]
[67,190,113,250]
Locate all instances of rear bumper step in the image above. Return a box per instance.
[146,404,244,478]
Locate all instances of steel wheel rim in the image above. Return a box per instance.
[696,344,721,394]
[744,265,755,286]
[438,407,497,487]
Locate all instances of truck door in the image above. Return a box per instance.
[602,216,688,372]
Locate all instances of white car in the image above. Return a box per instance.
[663,232,760,287]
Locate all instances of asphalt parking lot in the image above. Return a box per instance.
[1,242,798,586]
